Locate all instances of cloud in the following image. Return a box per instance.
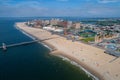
[98,0,120,3]
[0,0,120,17]
[0,0,49,17]
[57,0,69,2]
[87,6,120,17]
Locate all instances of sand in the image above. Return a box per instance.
[16,22,120,80]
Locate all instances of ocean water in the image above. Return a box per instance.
[0,17,92,80]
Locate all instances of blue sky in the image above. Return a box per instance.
[0,0,120,17]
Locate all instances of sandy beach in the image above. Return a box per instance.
[16,22,120,80]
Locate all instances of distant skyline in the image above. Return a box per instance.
[0,0,120,17]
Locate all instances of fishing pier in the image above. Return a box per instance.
[0,37,58,50]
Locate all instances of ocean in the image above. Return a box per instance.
[0,17,92,80]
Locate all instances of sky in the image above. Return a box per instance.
[0,0,120,17]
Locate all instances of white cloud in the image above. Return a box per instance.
[57,0,69,2]
[0,0,120,17]
[98,0,120,3]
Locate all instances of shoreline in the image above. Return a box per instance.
[57,55,99,80]
[14,23,55,51]
[14,24,38,41]
[52,51,102,80]
[15,22,120,80]
[15,22,99,80]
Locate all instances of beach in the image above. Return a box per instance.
[16,22,120,80]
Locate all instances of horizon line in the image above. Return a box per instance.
[0,16,120,19]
